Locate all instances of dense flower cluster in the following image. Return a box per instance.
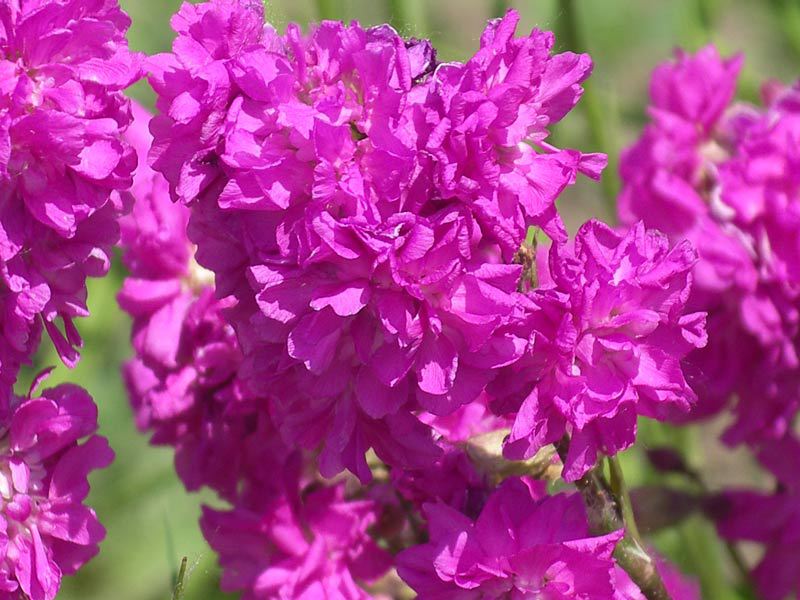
[0,0,142,594]
[202,482,393,600]
[120,103,398,597]
[398,477,699,599]
[0,0,142,387]
[1,0,793,597]
[119,102,262,500]
[132,1,709,598]
[619,46,800,446]
[619,45,800,597]
[397,477,628,598]
[148,0,612,481]
[0,383,114,600]
[492,221,705,480]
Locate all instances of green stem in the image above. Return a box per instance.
[386,0,427,36]
[314,0,338,20]
[171,557,188,600]
[558,0,619,219]
[608,455,643,546]
[556,439,672,600]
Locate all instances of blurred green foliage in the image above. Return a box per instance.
[32,0,797,597]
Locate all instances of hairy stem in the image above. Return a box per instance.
[556,438,672,600]
[558,0,619,219]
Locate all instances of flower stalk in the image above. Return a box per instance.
[557,438,672,600]
[172,557,188,600]
[608,455,643,545]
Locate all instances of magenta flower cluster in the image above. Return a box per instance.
[620,45,800,599]
[0,384,113,600]
[0,0,141,387]
[0,0,142,597]
[495,221,705,481]
[112,0,709,597]
[7,0,794,598]
[620,46,800,445]
[397,477,698,599]
[146,0,613,484]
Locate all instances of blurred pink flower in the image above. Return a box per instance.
[619,46,800,446]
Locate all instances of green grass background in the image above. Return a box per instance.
[22,0,796,598]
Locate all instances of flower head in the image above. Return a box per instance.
[397,476,627,598]
[119,104,269,501]
[150,0,602,481]
[202,482,392,600]
[495,221,705,480]
[0,0,141,386]
[619,46,800,445]
[0,383,113,600]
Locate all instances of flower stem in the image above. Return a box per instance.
[556,438,672,600]
[558,0,619,220]
[171,556,188,600]
[608,455,643,546]
[723,539,752,589]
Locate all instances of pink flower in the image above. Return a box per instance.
[0,0,142,385]
[619,46,800,446]
[119,102,191,281]
[147,0,267,203]
[418,9,606,254]
[149,1,601,481]
[119,104,271,500]
[201,482,392,600]
[0,383,114,600]
[714,84,800,445]
[397,477,628,598]
[618,46,749,297]
[495,221,706,480]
